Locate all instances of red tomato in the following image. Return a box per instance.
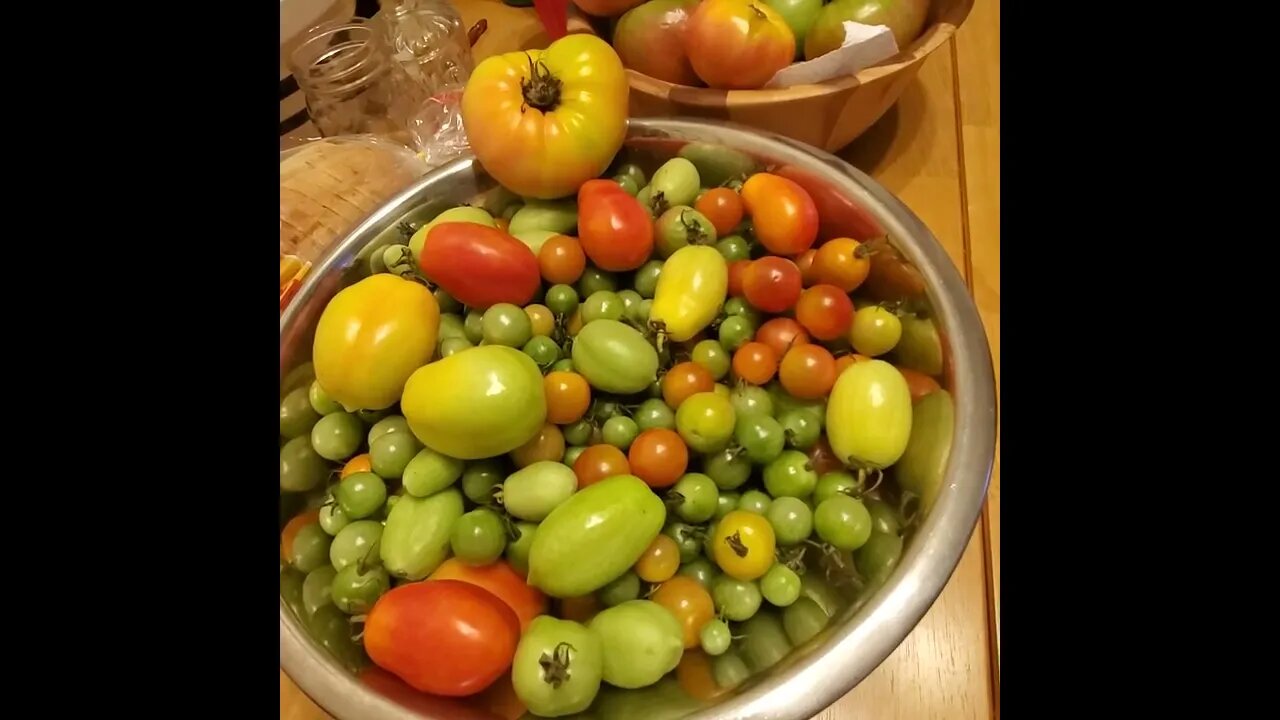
[795,284,854,341]
[732,341,778,385]
[578,179,654,271]
[727,259,750,297]
[363,580,520,697]
[428,557,548,630]
[683,0,795,89]
[695,188,745,236]
[740,173,819,255]
[573,444,631,487]
[779,344,836,399]
[612,0,701,86]
[755,317,810,357]
[419,223,539,308]
[628,428,689,488]
[897,366,942,402]
[743,257,802,313]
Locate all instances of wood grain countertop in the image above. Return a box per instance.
[281,0,1001,717]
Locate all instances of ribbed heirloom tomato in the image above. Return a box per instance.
[461,34,628,200]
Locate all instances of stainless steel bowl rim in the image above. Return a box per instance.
[280,118,996,720]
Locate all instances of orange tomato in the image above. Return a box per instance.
[628,428,689,489]
[740,173,819,255]
[834,353,873,376]
[662,361,715,409]
[695,188,745,236]
[727,259,750,298]
[780,344,837,399]
[280,508,320,562]
[544,371,592,425]
[652,576,716,649]
[427,557,548,632]
[732,341,779,385]
[813,237,872,292]
[635,534,681,583]
[795,248,819,286]
[795,284,854,341]
[566,308,585,336]
[676,650,730,701]
[341,453,373,479]
[524,304,556,337]
[509,422,566,468]
[755,317,810,357]
[572,444,630,488]
[897,366,942,402]
[538,235,587,285]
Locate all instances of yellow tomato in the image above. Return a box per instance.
[650,245,728,343]
[312,274,439,411]
[712,511,776,581]
[461,34,629,200]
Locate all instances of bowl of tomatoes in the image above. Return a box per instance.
[279,117,995,719]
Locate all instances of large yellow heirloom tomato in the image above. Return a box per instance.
[312,274,440,411]
[461,34,628,200]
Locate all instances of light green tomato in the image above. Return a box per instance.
[826,359,912,469]
[677,142,757,188]
[369,430,421,480]
[763,0,823,57]
[308,380,344,415]
[280,386,321,439]
[401,446,465,497]
[527,475,666,598]
[571,320,660,395]
[502,461,578,522]
[379,488,464,580]
[512,229,560,256]
[649,158,700,210]
[408,205,497,258]
[894,314,944,376]
[511,616,604,717]
[509,198,578,236]
[589,600,684,689]
[894,389,954,514]
[675,392,737,453]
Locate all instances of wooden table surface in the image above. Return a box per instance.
[281,1,1001,717]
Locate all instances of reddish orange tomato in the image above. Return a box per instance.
[427,558,548,632]
[756,317,810,357]
[795,284,854,341]
[341,454,373,479]
[677,650,730,701]
[795,249,819,286]
[813,237,872,292]
[635,534,681,583]
[572,444,631,488]
[743,256,802,313]
[683,0,795,89]
[578,179,654,271]
[695,188,745,236]
[652,576,716,648]
[544,371,592,425]
[732,341,779,385]
[628,428,689,488]
[538,235,587,285]
[897,366,942,402]
[834,353,873,376]
[780,344,837,399]
[662,361,715,409]
[558,594,601,624]
[364,580,520,697]
[280,508,320,562]
[740,173,819,255]
[727,259,750,297]
[509,422,566,468]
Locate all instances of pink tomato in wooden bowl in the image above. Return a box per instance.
[683,0,796,90]
[613,0,700,86]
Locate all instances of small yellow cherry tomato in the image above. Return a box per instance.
[525,304,556,337]
[635,534,681,583]
[340,453,372,479]
[712,510,777,581]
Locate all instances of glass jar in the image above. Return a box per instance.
[375,0,475,96]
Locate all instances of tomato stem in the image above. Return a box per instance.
[520,56,563,113]
[539,642,576,688]
[725,530,749,558]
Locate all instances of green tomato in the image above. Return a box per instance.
[380,488,464,580]
[866,497,903,537]
[766,496,813,546]
[280,387,321,439]
[464,309,485,344]
[634,398,676,431]
[602,416,640,449]
[762,0,822,55]
[739,611,792,672]
[616,175,640,196]
[461,460,504,504]
[799,571,845,619]
[778,408,822,450]
[723,297,761,325]
[649,157,700,211]
[483,303,534,347]
[598,570,641,607]
[675,392,736,453]
[718,315,755,351]
[336,472,387,520]
[330,563,390,614]
[715,234,752,261]
[523,335,562,369]
[712,576,761,621]
[582,291,624,324]
[308,380,343,415]
[655,206,717,258]
[730,384,774,419]
[826,360,912,469]
[562,445,587,466]
[712,651,751,690]
[700,618,732,656]
[433,287,462,314]
[589,600,684,688]
[280,436,328,493]
[704,447,752,490]
[715,492,740,519]
[330,520,383,571]
[663,522,704,563]
[849,306,903,357]
[509,198,578,236]
[318,497,350,536]
[369,431,421,480]
[307,604,364,673]
[814,471,858,505]
[355,407,390,425]
[578,267,617,298]
[503,461,578,522]
[302,565,337,617]
[814,494,873,551]
[763,450,818,498]
[614,162,647,189]
[738,489,772,515]
[506,521,538,575]
[562,419,594,446]
[513,229,561,257]
[545,284,580,316]
[735,414,786,465]
[368,415,410,446]
[437,314,468,343]
[678,557,719,588]
[310,412,363,461]
[783,596,830,645]
[572,320,660,395]
[402,446,464,497]
[634,260,663,299]
[691,339,730,380]
[617,289,643,319]
[550,358,575,373]
[855,530,904,586]
[669,473,719,523]
[440,336,473,358]
[895,389,953,515]
[527,475,666,598]
[761,564,801,607]
[677,142,757,188]
[281,568,306,620]
[290,523,332,573]
[512,616,604,717]
[451,508,508,566]
[636,185,654,213]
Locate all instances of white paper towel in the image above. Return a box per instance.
[765,22,900,88]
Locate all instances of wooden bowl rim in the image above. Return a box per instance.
[624,0,974,106]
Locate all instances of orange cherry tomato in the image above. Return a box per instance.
[558,594,601,624]
[834,353,873,376]
[795,284,854,341]
[566,308,585,336]
[813,237,872,292]
[635,534,681,583]
[897,366,942,402]
[427,557,548,632]
[572,444,630,488]
[509,422,566,468]
[780,344,837,399]
[341,453,373,479]
[695,188,745,236]
[544,371,592,425]
[740,173,819,255]
[662,361,715,409]
[280,508,320,562]
[525,304,555,337]
[755,317,810,357]
[538,234,587,285]
[732,341,779,385]
[677,650,730,701]
[743,256,802,313]
[727,259,750,298]
[494,217,510,233]
[795,249,819,286]
[652,576,716,649]
[628,428,690,489]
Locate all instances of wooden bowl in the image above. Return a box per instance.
[617,0,973,152]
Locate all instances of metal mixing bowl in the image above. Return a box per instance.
[280,118,996,720]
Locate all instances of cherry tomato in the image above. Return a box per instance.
[566,308,585,336]
[740,173,819,255]
[807,436,844,476]
[662,361,715,409]
[711,510,777,581]
[755,317,810,358]
[538,235,587,285]
[834,353,873,376]
[427,558,548,632]
[813,237,872,292]
[727,259,750,298]
[510,423,566,468]
[652,575,716,649]
[795,249,819,286]
[578,179,654,271]
[363,580,520,697]
[635,534,681,583]
[281,508,320,562]
[559,594,601,624]
[743,257,802,313]
[897,366,942,402]
[544,371,592,425]
[731,342,779,386]
[677,650,730,701]
[524,304,556,337]
[340,454,373,479]
[780,345,837,400]
[795,284,854,341]
[628,428,690,489]
[419,223,540,308]
[572,444,631,488]
[695,188,745,236]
